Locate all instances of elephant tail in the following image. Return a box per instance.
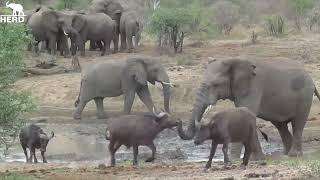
[257,127,269,142]
[314,87,320,101]
[74,79,83,107]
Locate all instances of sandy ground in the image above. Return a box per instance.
[3,33,320,179]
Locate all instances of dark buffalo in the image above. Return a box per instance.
[193,107,268,170]
[106,110,178,166]
[19,124,54,163]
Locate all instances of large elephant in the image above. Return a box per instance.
[73,57,172,120]
[27,7,69,56]
[87,0,123,51]
[59,11,116,56]
[120,11,143,53]
[178,58,320,158]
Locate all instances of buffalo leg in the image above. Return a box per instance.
[21,145,28,163]
[205,141,217,169]
[41,151,47,163]
[242,143,251,169]
[133,145,139,166]
[32,148,38,163]
[222,142,231,166]
[145,142,156,162]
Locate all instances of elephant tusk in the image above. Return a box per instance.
[161,81,174,87]
[63,30,68,36]
[203,105,212,116]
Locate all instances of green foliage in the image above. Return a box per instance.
[148,7,194,53]
[0,24,35,156]
[265,15,286,37]
[289,0,315,15]
[0,7,12,15]
[55,0,79,10]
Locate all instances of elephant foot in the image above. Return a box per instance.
[73,112,81,120]
[97,112,108,119]
[145,157,155,162]
[240,164,247,170]
[288,149,303,157]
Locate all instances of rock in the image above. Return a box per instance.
[98,163,107,170]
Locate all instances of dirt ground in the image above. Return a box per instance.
[3,33,320,179]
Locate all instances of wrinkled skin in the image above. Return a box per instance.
[194,107,267,170]
[60,11,116,56]
[27,7,69,56]
[87,0,123,52]
[19,124,54,163]
[120,11,143,53]
[106,112,178,166]
[73,56,171,119]
[178,58,320,158]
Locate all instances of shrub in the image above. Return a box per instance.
[148,7,194,53]
[0,24,35,156]
[288,0,315,30]
[265,15,285,37]
[0,173,34,180]
[213,1,240,36]
[55,0,80,10]
[176,55,193,66]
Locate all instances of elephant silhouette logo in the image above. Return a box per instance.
[5,1,24,16]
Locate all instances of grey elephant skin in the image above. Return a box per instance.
[60,11,116,56]
[178,57,320,158]
[88,0,123,51]
[193,107,268,170]
[19,124,54,163]
[120,11,143,52]
[73,57,171,119]
[27,7,69,56]
[106,111,178,166]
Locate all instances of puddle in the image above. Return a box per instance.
[5,123,282,167]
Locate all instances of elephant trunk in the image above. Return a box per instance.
[178,84,214,140]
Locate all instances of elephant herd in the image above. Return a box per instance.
[25,0,143,57]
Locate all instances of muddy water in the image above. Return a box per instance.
[5,122,281,167]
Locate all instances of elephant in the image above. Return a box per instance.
[27,7,69,56]
[120,11,143,53]
[178,57,320,158]
[59,11,117,56]
[73,56,172,120]
[87,0,123,52]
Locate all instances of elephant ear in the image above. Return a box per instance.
[42,10,59,33]
[223,59,256,97]
[72,14,86,32]
[126,59,148,86]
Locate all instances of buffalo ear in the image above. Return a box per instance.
[42,10,59,33]
[126,59,148,86]
[72,14,86,32]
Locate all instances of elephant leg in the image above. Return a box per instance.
[137,86,155,113]
[120,31,126,51]
[89,40,96,51]
[73,99,88,120]
[145,142,156,162]
[40,41,47,53]
[123,90,136,114]
[100,40,106,56]
[127,35,134,53]
[271,121,292,155]
[48,36,57,55]
[94,97,107,119]
[288,118,306,157]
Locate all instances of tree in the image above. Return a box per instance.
[288,0,314,30]
[213,1,240,35]
[148,7,195,54]
[0,24,34,156]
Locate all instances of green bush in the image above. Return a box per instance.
[265,15,285,37]
[0,24,35,156]
[55,0,80,10]
[0,173,34,180]
[176,55,193,66]
[288,0,315,30]
[148,7,194,53]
